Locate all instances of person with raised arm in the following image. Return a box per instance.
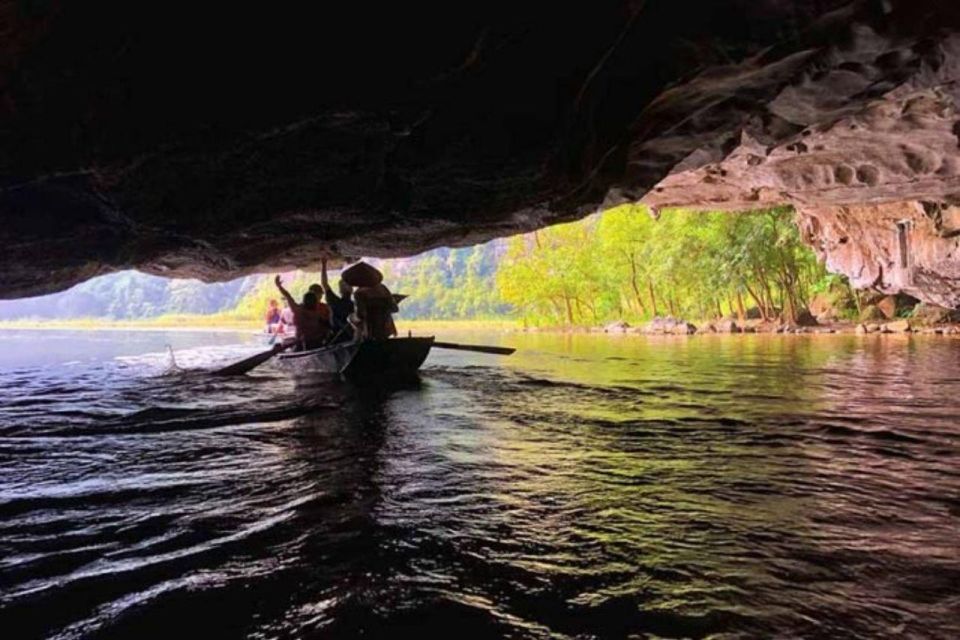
[318,258,355,342]
[273,275,331,350]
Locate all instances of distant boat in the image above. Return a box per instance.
[275,337,434,380]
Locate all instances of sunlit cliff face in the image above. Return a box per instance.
[3,1,960,305]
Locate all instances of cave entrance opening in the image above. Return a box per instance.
[0,205,860,330]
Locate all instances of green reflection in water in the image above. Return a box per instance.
[382,332,960,635]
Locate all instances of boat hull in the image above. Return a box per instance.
[276,337,434,380]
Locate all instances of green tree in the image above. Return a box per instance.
[496,205,846,326]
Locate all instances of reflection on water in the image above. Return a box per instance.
[1,329,959,639]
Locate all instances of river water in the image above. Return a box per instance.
[1,328,959,639]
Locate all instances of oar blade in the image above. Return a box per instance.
[432,341,515,356]
[215,345,282,376]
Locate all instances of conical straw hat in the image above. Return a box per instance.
[341,261,383,287]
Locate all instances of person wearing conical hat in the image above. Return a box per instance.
[340,261,397,341]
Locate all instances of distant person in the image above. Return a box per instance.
[320,258,355,341]
[274,275,331,349]
[279,300,296,336]
[265,299,281,334]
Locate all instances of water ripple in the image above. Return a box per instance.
[0,330,959,638]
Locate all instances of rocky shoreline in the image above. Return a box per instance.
[516,296,960,337]
[518,316,960,337]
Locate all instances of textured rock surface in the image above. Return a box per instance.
[4,1,960,298]
[911,302,960,324]
[795,202,960,307]
[635,9,960,307]
[638,316,697,335]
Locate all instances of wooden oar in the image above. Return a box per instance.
[214,340,296,376]
[432,341,515,356]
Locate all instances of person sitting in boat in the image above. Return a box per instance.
[319,258,355,342]
[278,300,296,336]
[352,282,398,341]
[265,299,281,334]
[274,275,331,350]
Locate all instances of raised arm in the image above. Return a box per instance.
[320,258,332,294]
[274,275,297,309]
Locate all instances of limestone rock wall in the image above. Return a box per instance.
[4,1,960,300]
[637,24,960,307]
[796,202,960,307]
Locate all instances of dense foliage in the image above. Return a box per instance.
[0,272,257,320]
[379,245,511,319]
[496,205,841,326]
[211,244,512,322]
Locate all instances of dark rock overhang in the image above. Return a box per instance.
[3,0,960,302]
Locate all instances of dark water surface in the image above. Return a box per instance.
[1,329,959,639]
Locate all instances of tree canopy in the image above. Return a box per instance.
[496,205,841,326]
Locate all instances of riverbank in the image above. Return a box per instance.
[3,316,958,336]
[512,316,960,336]
[0,318,520,334]
[0,316,260,332]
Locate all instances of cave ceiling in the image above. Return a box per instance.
[3,0,960,303]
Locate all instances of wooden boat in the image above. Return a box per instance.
[275,336,434,380]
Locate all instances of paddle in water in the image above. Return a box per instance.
[432,341,515,355]
[215,341,297,376]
